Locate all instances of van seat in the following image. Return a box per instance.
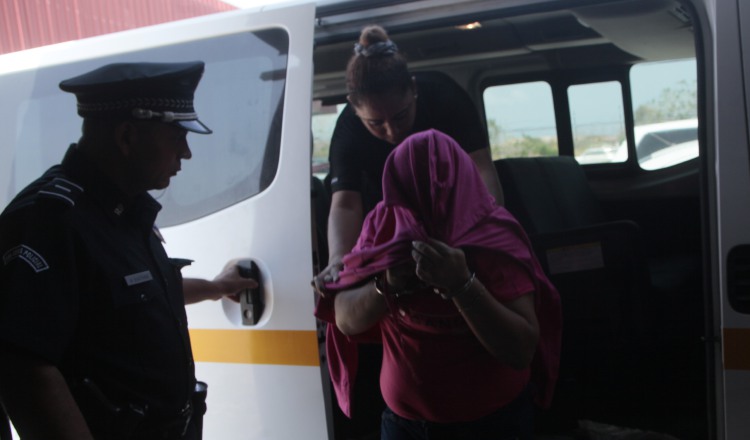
[495,156,654,430]
[494,155,654,334]
[496,156,605,234]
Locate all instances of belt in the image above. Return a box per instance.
[135,400,193,439]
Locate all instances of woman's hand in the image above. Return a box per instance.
[411,239,472,295]
[413,239,539,367]
[313,257,344,297]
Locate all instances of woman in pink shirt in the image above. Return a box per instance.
[316,129,561,439]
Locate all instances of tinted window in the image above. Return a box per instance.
[153,30,289,226]
[483,81,558,159]
[630,59,698,170]
[2,29,289,227]
[569,81,626,165]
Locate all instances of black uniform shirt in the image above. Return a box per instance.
[328,71,489,213]
[0,145,195,421]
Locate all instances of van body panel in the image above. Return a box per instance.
[153,3,327,439]
[713,0,750,437]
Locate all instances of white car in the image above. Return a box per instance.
[632,118,699,169]
[578,118,698,169]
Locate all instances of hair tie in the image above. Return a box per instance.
[353,40,399,58]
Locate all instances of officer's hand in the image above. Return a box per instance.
[213,259,259,303]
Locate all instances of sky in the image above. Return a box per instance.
[483,59,697,139]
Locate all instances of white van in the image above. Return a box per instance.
[1,0,749,439]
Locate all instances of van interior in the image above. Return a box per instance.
[309,0,708,439]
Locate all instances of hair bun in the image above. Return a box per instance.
[359,25,389,44]
[353,40,399,57]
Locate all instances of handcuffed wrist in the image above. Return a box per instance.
[373,276,387,296]
[439,272,476,300]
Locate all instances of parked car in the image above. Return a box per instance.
[577,118,698,169]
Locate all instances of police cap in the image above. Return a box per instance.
[59,61,212,134]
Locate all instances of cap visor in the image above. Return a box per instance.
[176,119,212,134]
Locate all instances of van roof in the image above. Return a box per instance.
[311,0,695,98]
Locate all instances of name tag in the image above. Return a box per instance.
[124,270,153,286]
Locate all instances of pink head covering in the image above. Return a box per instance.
[317,129,561,413]
[382,126,498,240]
[329,129,546,288]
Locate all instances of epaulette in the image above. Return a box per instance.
[37,177,85,208]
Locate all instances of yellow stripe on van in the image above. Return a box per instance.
[723,328,750,370]
[189,329,320,366]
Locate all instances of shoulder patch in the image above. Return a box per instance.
[38,177,84,207]
[3,244,50,272]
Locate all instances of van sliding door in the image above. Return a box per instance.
[153,5,325,440]
[0,3,323,439]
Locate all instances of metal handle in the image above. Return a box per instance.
[237,260,264,325]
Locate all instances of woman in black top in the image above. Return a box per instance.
[318,25,504,288]
[313,25,505,439]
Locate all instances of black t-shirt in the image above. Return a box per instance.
[328,71,489,213]
[0,145,195,426]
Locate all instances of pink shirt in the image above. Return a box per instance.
[317,129,561,419]
[379,252,533,422]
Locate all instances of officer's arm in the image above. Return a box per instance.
[0,345,94,440]
[182,260,258,305]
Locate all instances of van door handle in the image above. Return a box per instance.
[728,245,750,314]
[237,260,264,325]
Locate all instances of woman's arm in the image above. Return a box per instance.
[412,239,539,369]
[313,190,364,292]
[327,190,364,270]
[333,279,387,336]
[451,280,538,369]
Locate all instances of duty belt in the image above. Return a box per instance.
[135,400,193,439]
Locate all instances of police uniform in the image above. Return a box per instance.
[0,62,211,439]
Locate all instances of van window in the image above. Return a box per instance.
[630,59,698,170]
[570,81,627,165]
[2,28,289,228]
[154,29,289,226]
[483,81,558,159]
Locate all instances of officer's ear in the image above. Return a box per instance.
[114,120,138,157]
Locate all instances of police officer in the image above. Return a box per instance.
[0,61,257,440]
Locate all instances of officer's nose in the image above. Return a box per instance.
[180,144,192,160]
